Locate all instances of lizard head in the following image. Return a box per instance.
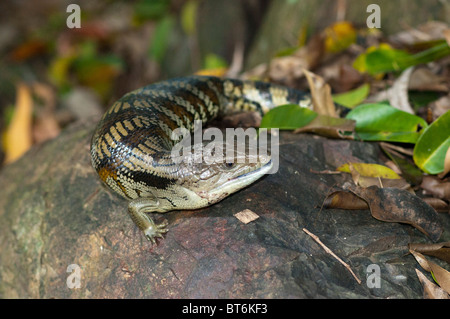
[175,141,273,205]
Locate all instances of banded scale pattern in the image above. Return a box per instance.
[90,75,311,243]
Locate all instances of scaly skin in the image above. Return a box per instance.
[90,76,311,243]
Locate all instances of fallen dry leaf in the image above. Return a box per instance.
[409,242,450,263]
[303,69,337,117]
[379,142,414,157]
[415,269,450,299]
[421,176,450,200]
[356,175,413,191]
[389,66,415,114]
[438,146,450,178]
[410,249,450,294]
[347,185,443,242]
[234,209,259,224]
[323,190,369,210]
[410,250,432,271]
[384,160,402,175]
[409,67,448,92]
[444,28,450,47]
[32,83,60,144]
[293,115,355,139]
[242,34,325,87]
[366,67,415,114]
[380,142,423,186]
[343,162,412,191]
[3,83,33,164]
[422,197,449,213]
[9,39,47,62]
[389,21,450,46]
[428,94,450,122]
[424,261,450,294]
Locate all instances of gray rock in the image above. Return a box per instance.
[0,120,448,298]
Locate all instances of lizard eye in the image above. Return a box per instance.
[224,162,235,169]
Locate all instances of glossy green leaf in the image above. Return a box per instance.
[345,103,428,143]
[260,104,317,130]
[353,42,450,75]
[332,83,370,108]
[353,44,410,74]
[413,110,450,174]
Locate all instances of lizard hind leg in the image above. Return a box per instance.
[127,197,169,244]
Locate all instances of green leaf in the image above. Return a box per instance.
[345,103,428,143]
[364,47,411,73]
[260,104,317,130]
[332,83,370,108]
[413,110,450,174]
[133,0,170,23]
[48,54,76,88]
[409,91,441,110]
[181,0,198,35]
[274,46,300,57]
[203,53,228,69]
[148,15,175,63]
[353,42,450,75]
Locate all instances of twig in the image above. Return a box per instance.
[317,183,339,215]
[302,228,362,284]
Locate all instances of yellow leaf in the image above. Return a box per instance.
[297,24,308,47]
[48,54,76,87]
[337,163,402,179]
[181,0,198,35]
[195,67,228,77]
[3,83,33,164]
[324,21,356,53]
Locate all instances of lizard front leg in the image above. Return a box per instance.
[128,197,168,244]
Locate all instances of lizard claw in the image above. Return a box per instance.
[144,219,169,244]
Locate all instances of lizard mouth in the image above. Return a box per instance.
[205,159,273,201]
[236,159,273,180]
